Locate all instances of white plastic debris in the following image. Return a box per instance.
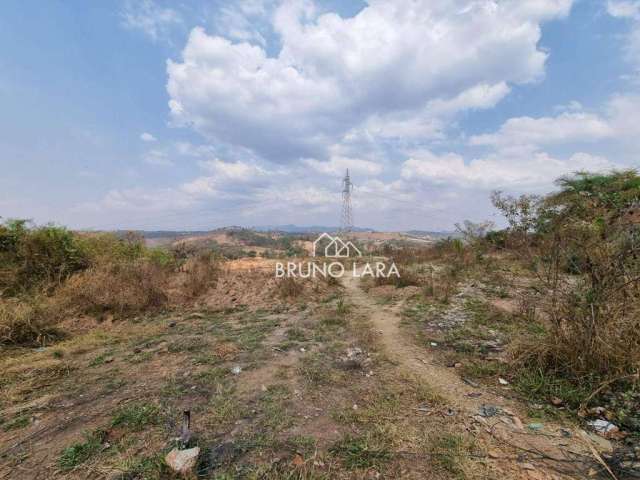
[588,419,618,435]
[231,366,242,375]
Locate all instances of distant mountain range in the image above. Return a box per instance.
[128,225,457,239]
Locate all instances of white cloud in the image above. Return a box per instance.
[140,132,157,142]
[167,0,573,162]
[470,112,613,148]
[142,149,174,166]
[303,156,383,177]
[401,149,612,189]
[197,158,267,180]
[121,0,182,42]
[607,1,640,72]
[608,1,640,18]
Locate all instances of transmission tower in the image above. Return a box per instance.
[340,169,354,233]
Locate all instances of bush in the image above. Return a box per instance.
[181,252,219,298]
[58,261,168,317]
[0,298,62,345]
[0,220,88,296]
[278,277,303,299]
[495,171,640,384]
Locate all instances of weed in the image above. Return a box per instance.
[330,435,391,469]
[58,430,106,470]
[2,414,29,431]
[431,433,467,476]
[111,402,160,431]
[117,453,169,480]
[285,326,307,342]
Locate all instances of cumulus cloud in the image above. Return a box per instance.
[167,0,574,163]
[469,111,613,148]
[401,149,612,189]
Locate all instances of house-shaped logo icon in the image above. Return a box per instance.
[312,233,362,258]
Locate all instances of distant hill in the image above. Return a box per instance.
[404,230,460,239]
[252,224,373,233]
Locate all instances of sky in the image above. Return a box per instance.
[1,0,639,231]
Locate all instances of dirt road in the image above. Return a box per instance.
[342,273,611,480]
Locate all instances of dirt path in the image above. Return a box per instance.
[342,274,609,480]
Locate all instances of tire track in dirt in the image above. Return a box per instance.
[342,273,607,480]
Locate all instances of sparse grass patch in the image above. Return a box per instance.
[2,414,30,431]
[116,453,169,480]
[58,429,106,470]
[111,402,160,431]
[330,434,391,469]
[430,433,468,477]
[257,384,293,432]
[285,326,307,342]
[299,352,343,386]
[167,335,209,353]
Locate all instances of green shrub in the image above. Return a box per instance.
[0,220,88,296]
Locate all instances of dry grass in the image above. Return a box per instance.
[0,298,62,346]
[58,260,168,317]
[277,276,303,299]
[181,252,219,298]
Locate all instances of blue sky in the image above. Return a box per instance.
[1,0,639,231]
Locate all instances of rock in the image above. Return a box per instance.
[168,321,177,328]
[338,347,371,370]
[487,449,501,459]
[527,423,544,431]
[479,405,500,418]
[520,462,535,470]
[579,430,613,453]
[165,447,200,474]
[550,397,563,407]
[231,366,242,375]
[454,362,462,368]
[292,454,305,467]
[511,416,524,430]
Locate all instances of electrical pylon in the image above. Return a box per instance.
[340,169,354,233]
